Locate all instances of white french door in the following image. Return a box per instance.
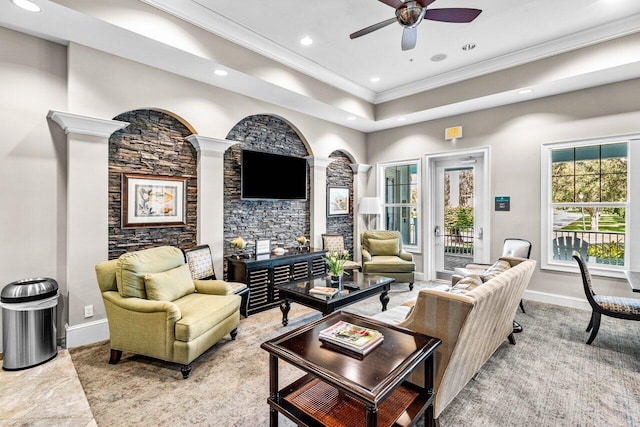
[426,148,490,281]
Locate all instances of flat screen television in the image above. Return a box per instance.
[241,150,308,200]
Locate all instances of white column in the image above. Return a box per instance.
[186,135,236,277]
[306,156,335,249]
[351,163,372,262]
[48,110,128,347]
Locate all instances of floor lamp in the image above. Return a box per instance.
[359,197,382,231]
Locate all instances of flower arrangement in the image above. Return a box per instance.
[325,250,351,276]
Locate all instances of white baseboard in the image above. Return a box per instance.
[65,319,109,348]
[522,290,590,311]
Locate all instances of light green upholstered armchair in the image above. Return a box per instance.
[361,230,415,290]
[95,246,241,379]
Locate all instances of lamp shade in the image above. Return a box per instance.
[359,197,382,215]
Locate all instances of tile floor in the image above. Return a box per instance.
[0,349,95,426]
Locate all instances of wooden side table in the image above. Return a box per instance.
[260,311,441,427]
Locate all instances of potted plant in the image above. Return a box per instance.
[325,250,350,285]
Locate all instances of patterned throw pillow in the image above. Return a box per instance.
[449,274,483,295]
[479,260,511,282]
[186,248,215,280]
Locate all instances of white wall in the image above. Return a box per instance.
[367,78,640,303]
[0,27,68,352]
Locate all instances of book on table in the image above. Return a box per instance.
[319,320,383,356]
[308,286,340,298]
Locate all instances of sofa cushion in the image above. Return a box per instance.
[449,274,483,295]
[480,260,511,282]
[368,238,400,256]
[363,256,415,273]
[173,293,240,342]
[144,263,195,301]
[116,246,185,298]
[372,305,412,324]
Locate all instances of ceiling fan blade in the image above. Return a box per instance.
[378,0,403,9]
[416,0,436,7]
[424,8,482,23]
[401,27,417,51]
[350,17,397,39]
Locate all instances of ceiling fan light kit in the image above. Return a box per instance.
[350,0,482,51]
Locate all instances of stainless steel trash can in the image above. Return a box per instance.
[1,278,58,370]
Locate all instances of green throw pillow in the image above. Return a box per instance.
[144,263,195,301]
[368,238,400,256]
[116,246,185,298]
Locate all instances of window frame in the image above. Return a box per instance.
[377,158,421,252]
[541,133,640,278]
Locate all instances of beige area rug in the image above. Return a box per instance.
[70,283,640,426]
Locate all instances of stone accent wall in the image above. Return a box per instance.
[326,151,355,256]
[224,115,310,257]
[108,110,197,259]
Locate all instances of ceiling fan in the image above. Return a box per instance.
[350,0,482,51]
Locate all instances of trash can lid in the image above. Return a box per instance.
[1,278,58,303]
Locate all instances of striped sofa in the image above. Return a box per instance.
[372,257,536,421]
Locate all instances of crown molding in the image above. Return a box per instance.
[140,0,376,103]
[374,14,640,103]
[140,1,640,105]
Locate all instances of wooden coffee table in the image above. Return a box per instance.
[276,271,393,326]
[260,311,441,427]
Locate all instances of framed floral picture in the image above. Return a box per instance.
[122,173,187,228]
[327,186,350,216]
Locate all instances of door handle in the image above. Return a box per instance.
[434,226,441,236]
[476,227,483,240]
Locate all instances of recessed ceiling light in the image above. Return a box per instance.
[214,69,228,76]
[431,54,447,62]
[10,0,41,12]
[518,88,533,94]
[462,43,476,51]
[347,116,356,121]
[299,36,313,46]
[370,76,380,83]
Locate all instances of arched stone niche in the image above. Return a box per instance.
[224,114,311,256]
[108,109,197,259]
[326,150,356,255]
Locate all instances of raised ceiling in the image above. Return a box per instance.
[150,0,640,101]
[2,0,640,132]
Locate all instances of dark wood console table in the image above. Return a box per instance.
[261,311,441,427]
[226,248,327,315]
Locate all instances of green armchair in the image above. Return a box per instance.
[95,246,241,379]
[361,230,415,290]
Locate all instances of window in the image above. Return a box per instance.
[541,135,639,276]
[379,160,420,250]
